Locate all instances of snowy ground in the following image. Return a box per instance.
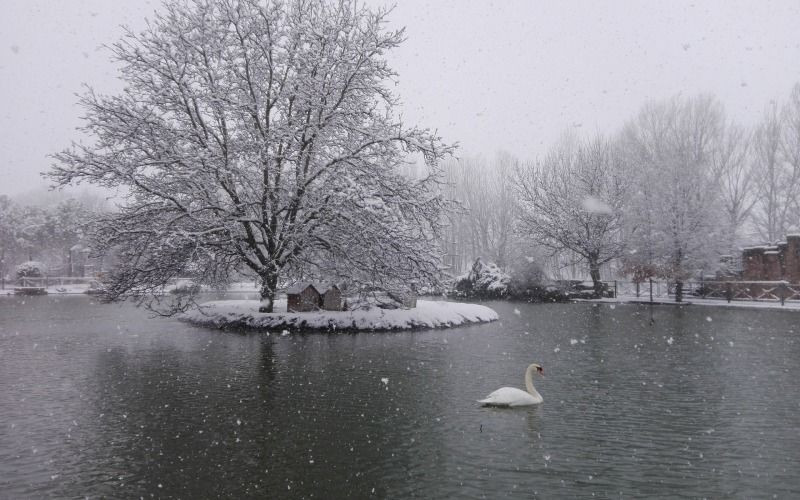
[0,280,261,296]
[1,284,92,295]
[182,299,499,332]
[593,295,800,311]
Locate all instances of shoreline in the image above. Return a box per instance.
[181,299,500,332]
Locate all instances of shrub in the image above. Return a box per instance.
[453,258,511,299]
[15,261,46,280]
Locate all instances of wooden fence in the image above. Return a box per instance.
[610,280,800,305]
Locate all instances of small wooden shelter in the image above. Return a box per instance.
[320,284,343,311]
[286,282,344,312]
[286,283,322,312]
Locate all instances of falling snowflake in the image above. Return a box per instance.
[581,196,613,215]
[666,337,674,345]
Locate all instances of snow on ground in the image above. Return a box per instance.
[592,295,800,311]
[1,284,92,295]
[47,284,92,294]
[182,299,499,332]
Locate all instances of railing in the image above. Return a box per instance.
[4,276,260,294]
[612,280,670,300]
[610,279,800,305]
[12,276,98,289]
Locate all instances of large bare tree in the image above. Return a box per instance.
[50,0,452,312]
[515,135,630,292]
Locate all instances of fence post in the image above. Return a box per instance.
[780,282,786,306]
[649,278,653,304]
[614,280,618,299]
[635,281,640,298]
[725,282,732,303]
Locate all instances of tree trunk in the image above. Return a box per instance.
[589,260,602,297]
[673,247,684,303]
[259,266,279,313]
[675,280,684,303]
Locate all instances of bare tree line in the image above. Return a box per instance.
[441,85,800,293]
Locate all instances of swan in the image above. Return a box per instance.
[478,363,543,407]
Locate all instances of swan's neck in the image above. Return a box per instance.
[524,366,538,396]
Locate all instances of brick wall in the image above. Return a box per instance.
[740,235,800,282]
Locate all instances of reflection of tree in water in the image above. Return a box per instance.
[80,336,273,498]
[253,333,434,498]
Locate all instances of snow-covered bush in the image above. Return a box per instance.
[453,258,511,299]
[452,257,569,302]
[15,261,46,279]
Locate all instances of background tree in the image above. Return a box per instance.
[51,0,452,311]
[0,196,22,278]
[779,83,800,232]
[17,205,48,263]
[751,101,792,242]
[0,196,94,276]
[515,135,630,292]
[710,122,756,252]
[47,199,90,275]
[441,152,520,273]
[622,95,725,301]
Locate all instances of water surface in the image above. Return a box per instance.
[1,296,799,498]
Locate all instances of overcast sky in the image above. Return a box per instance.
[2,0,800,197]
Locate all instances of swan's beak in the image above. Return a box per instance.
[537,366,544,376]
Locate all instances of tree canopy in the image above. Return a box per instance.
[51,0,452,311]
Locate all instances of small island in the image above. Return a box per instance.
[182,298,498,332]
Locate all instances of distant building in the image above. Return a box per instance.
[286,282,343,312]
[741,234,800,282]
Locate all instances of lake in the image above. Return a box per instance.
[1,296,799,498]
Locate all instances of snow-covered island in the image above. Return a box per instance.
[182,299,498,332]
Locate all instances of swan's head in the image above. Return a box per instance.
[530,363,544,376]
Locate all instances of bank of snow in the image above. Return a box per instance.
[182,299,499,332]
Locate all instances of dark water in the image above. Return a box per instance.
[2,296,800,498]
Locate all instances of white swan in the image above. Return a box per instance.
[478,363,544,407]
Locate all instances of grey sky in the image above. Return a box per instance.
[2,0,799,196]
